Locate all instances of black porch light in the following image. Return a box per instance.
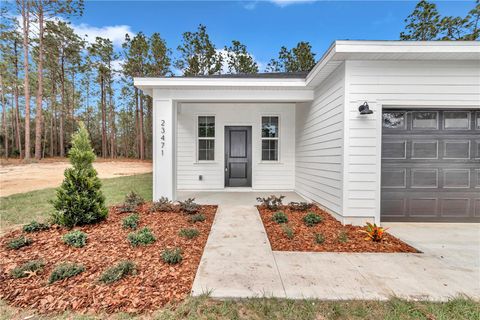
[358,102,373,115]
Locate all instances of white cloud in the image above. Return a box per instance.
[72,23,133,48]
[269,0,317,7]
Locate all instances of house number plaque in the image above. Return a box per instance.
[160,120,166,156]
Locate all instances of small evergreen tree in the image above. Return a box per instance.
[51,123,108,228]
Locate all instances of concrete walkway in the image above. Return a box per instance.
[182,191,480,301]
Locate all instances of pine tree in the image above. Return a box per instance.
[51,122,108,228]
[225,40,258,74]
[266,42,316,72]
[400,0,441,40]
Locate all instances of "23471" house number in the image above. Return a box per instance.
[160,120,166,156]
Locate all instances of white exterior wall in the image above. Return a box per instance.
[343,60,480,224]
[176,103,296,190]
[295,64,345,217]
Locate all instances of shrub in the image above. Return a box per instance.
[190,213,206,223]
[288,201,313,212]
[11,260,45,278]
[62,230,88,248]
[118,191,145,213]
[256,195,285,210]
[7,236,32,250]
[150,197,176,213]
[23,221,50,233]
[122,213,139,230]
[302,212,323,227]
[272,211,288,224]
[51,123,108,228]
[128,227,156,247]
[361,222,389,242]
[161,248,183,264]
[179,198,199,214]
[48,263,85,284]
[99,261,136,284]
[314,233,325,244]
[338,231,349,243]
[179,228,200,239]
[281,225,294,239]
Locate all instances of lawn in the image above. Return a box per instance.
[1,295,478,320]
[0,173,152,232]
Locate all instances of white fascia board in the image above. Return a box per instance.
[134,77,307,89]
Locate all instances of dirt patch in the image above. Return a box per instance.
[258,205,418,253]
[0,159,152,197]
[0,204,217,314]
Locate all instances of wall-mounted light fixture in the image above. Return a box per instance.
[358,102,373,115]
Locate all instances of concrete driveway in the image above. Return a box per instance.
[185,191,480,301]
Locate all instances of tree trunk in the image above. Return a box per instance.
[22,0,31,160]
[60,52,65,157]
[101,74,107,158]
[134,87,139,158]
[13,39,22,158]
[0,74,8,159]
[139,92,145,160]
[34,4,44,160]
[50,71,56,157]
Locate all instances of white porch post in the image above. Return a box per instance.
[153,99,177,201]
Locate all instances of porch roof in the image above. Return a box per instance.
[135,40,479,97]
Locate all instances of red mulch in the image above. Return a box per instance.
[0,204,217,314]
[258,205,418,253]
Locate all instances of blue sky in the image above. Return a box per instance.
[58,1,477,71]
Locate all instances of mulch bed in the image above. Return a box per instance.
[0,204,217,314]
[258,205,418,253]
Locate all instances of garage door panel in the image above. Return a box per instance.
[381,109,479,222]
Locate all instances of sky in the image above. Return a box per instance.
[8,0,477,73]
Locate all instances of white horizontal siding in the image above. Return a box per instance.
[343,59,480,223]
[177,103,295,190]
[295,63,345,215]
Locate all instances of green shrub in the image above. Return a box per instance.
[99,261,136,284]
[302,212,323,227]
[256,195,285,210]
[161,248,183,264]
[51,123,108,228]
[48,263,85,284]
[7,236,32,250]
[122,213,139,230]
[150,197,176,213]
[314,233,325,244]
[23,221,50,233]
[62,230,88,248]
[128,227,156,247]
[288,201,313,212]
[282,225,294,239]
[190,213,205,223]
[338,231,348,243]
[272,211,288,224]
[10,260,45,278]
[118,191,145,213]
[179,198,199,214]
[179,228,200,239]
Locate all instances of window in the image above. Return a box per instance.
[198,116,215,161]
[444,111,470,130]
[412,111,438,129]
[383,112,406,129]
[261,116,279,161]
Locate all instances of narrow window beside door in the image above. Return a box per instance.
[261,116,279,161]
[198,116,215,161]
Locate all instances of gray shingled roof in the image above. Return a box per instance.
[169,71,309,79]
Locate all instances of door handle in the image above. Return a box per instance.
[225,167,228,172]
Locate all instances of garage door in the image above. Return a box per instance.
[381,109,480,222]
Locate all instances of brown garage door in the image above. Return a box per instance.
[381,109,480,222]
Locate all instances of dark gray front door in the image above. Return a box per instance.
[381,109,480,222]
[225,126,252,187]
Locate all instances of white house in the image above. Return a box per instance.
[135,40,480,225]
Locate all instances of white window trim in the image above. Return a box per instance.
[196,115,216,163]
[260,115,280,162]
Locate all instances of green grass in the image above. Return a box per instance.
[0,296,478,320]
[0,173,152,232]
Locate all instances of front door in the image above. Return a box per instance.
[225,126,252,187]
